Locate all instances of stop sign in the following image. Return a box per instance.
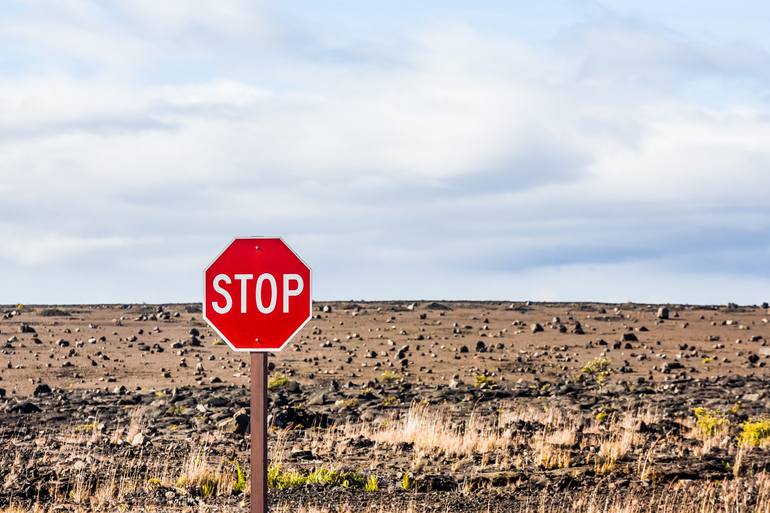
[203,237,312,351]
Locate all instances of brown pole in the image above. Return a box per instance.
[250,352,268,513]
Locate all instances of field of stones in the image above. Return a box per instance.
[1,301,769,512]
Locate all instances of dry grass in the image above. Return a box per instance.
[2,401,769,513]
[174,445,245,497]
[594,420,637,475]
[349,403,510,457]
[3,473,770,512]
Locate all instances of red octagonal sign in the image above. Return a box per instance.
[203,237,312,352]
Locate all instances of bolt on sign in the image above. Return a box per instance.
[203,237,312,512]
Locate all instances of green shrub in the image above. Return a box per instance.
[738,418,770,448]
[382,396,399,407]
[74,422,98,433]
[267,374,289,390]
[581,358,612,384]
[165,405,187,416]
[232,460,247,493]
[365,475,379,492]
[582,358,611,375]
[267,466,369,490]
[693,407,729,438]
[381,370,398,382]
[401,472,412,491]
[200,477,217,498]
[341,398,360,409]
[474,374,494,388]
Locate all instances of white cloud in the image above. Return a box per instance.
[0,229,152,266]
[0,4,768,302]
[119,0,266,38]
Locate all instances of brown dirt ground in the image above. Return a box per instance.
[1,301,768,396]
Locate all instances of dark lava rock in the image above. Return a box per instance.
[345,435,375,449]
[413,474,458,492]
[33,384,52,396]
[39,308,70,317]
[272,407,331,429]
[657,306,670,319]
[425,302,451,310]
[530,323,544,333]
[307,392,328,406]
[19,323,36,334]
[475,340,487,353]
[9,401,41,414]
[218,408,250,435]
[467,471,524,490]
[208,396,231,408]
[288,449,314,461]
[662,362,684,373]
[283,380,302,394]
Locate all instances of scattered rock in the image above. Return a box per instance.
[8,402,41,414]
[218,408,250,435]
[33,384,52,396]
[662,362,684,373]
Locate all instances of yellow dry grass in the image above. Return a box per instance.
[349,403,509,457]
[3,473,770,512]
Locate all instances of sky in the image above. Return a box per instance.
[1,0,770,305]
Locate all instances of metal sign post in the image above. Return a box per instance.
[251,353,268,513]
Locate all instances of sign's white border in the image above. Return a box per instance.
[202,236,313,353]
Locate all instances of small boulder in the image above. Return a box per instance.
[218,409,250,435]
[9,402,40,414]
[661,362,684,374]
[33,384,52,396]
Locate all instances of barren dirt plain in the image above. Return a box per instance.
[1,301,769,512]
